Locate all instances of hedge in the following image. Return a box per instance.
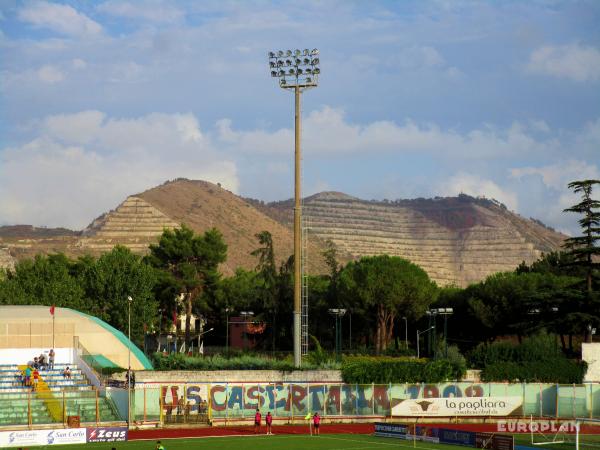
[481,359,587,383]
[341,356,465,384]
[150,353,340,371]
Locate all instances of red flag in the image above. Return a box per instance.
[172,310,177,326]
[50,305,55,316]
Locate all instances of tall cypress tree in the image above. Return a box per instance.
[563,179,600,293]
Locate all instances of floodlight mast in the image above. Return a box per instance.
[269,48,320,368]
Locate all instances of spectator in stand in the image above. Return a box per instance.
[313,412,321,436]
[63,366,71,379]
[14,368,23,386]
[266,411,273,435]
[32,368,40,391]
[24,365,32,387]
[38,353,46,371]
[48,349,55,370]
[254,408,262,434]
[33,357,39,369]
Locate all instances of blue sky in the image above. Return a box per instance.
[0,0,599,234]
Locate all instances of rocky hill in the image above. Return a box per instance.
[0,180,329,276]
[258,192,566,286]
[0,179,566,286]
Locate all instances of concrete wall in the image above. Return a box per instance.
[583,342,600,382]
[135,369,343,384]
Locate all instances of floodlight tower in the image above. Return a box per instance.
[268,48,320,368]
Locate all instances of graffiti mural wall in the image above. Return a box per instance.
[132,382,600,422]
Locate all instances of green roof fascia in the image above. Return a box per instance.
[66,308,153,370]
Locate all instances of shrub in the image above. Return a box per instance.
[150,352,341,371]
[481,359,587,383]
[468,332,562,368]
[341,356,465,384]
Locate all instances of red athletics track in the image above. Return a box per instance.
[129,423,374,440]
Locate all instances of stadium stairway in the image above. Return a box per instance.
[0,363,121,427]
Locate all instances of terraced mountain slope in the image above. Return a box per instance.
[261,192,566,287]
[0,179,329,275]
[1,180,566,286]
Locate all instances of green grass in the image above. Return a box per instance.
[1,433,476,450]
[15,432,600,450]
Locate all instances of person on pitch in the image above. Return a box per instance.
[313,412,321,435]
[254,408,262,434]
[266,411,273,435]
[155,440,165,449]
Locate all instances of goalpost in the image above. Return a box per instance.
[529,415,568,446]
[575,418,600,450]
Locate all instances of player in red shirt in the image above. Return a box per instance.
[313,412,321,435]
[254,408,262,434]
[266,411,273,435]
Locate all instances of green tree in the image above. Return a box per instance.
[337,255,437,354]
[0,254,85,310]
[251,231,278,349]
[563,179,600,293]
[147,225,227,346]
[78,246,158,345]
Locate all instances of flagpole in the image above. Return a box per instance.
[52,313,55,349]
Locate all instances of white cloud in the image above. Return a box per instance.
[18,1,102,37]
[436,173,518,211]
[43,110,106,144]
[217,106,553,159]
[72,58,87,70]
[37,65,64,83]
[97,0,184,23]
[526,43,600,82]
[510,160,600,191]
[0,111,238,228]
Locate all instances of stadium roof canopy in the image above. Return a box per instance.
[0,305,153,370]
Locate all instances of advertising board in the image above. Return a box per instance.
[392,396,523,416]
[476,432,515,450]
[87,426,128,443]
[0,428,86,447]
[439,428,477,446]
[374,422,409,438]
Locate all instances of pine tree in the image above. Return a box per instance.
[563,179,600,293]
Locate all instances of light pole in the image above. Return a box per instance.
[198,327,214,354]
[328,309,346,362]
[225,307,230,354]
[417,326,434,359]
[433,308,454,358]
[426,310,437,357]
[126,295,132,427]
[402,316,408,349]
[240,311,254,351]
[269,48,320,368]
[588,324,597,343]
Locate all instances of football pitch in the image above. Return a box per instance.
[10,433,590,450]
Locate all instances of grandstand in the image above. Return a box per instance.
[0,305,153,428]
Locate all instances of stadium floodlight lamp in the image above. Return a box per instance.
[268,47,320,88]
[267,47,320,368]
